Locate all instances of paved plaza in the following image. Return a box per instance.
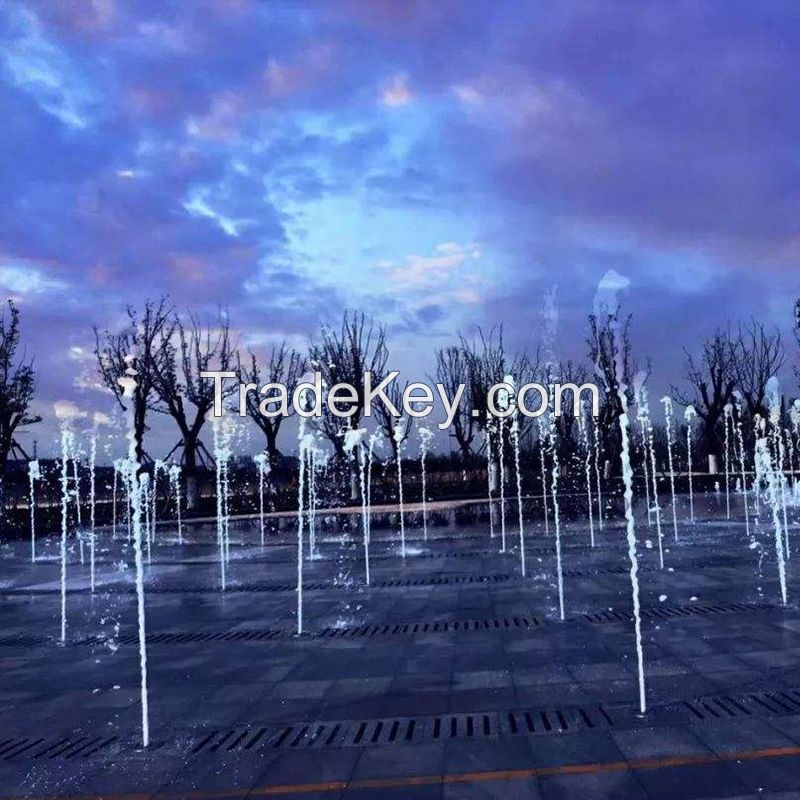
[2,503,800,799]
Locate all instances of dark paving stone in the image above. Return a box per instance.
[2,514,800,799]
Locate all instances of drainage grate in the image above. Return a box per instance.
[580,600,774,625]
[188,702,612,755]
[146,572,516,595]
[315,613,541,639]
[0,735,118,762]
[683,687,800,722]
[2,572,517,598]
[0,634,50,648]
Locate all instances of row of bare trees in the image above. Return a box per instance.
[0,301,40,510]
[91,297,797,504]
[0,292,796,515]
[674,321,786,466]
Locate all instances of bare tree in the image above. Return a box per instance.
[374,378,413,462]
[239,341,306,468]
[731,320,784,418]
[0,300,40,508]
[465,325,538,437]
[673,330,736,464]
[154,310,237,508]
[433,345,477,459]
[95,298,173,466]
[587,310,644,469]
[554,359,590,457]
[308,311,388,459]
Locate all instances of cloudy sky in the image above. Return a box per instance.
[1,0,799,456]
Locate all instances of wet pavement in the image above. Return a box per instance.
[1,502,800,799]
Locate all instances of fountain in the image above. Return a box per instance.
[28,458,40,562]
[661,396,679,542]
[766,376,789,559]
[210,411,233,590]
[684,405,696,523]
[394,417,408,558]
[54,401,83,643]
[344,426,370,583]
[636,382,663,569]
[594,270,646,714]
[117,371,150,748]
[253,452,269,545]
[497,417,507,552]
[724,403,733,519]
[485,417,496,539]
[538,418,550,535]
[418,425,433,541]
[547,408,565,620]
[511,412,526,574]
[755,428,787,605]
[592,414,603,531]
[169,463,183,544]
[579,402,595,546]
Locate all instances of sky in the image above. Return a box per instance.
[1,0,799,458]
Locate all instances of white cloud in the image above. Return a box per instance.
[1,7,99,129]
[381,73,413,107]
[379,242,485,307]
[0,263,66,294]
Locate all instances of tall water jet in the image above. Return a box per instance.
[210,411,232,590]
[511,413,526,573]
[547,408,565,620]
[344,427,369,583]
[169,464,183,544]
[498,417,507,552]
[592,415,603,531]
[418,426,433,541]
[685,406,696,523]
[54,401,82,643]
[141,474,152,564]
[151,459,165,545]
[296,418,315,634]
[537,418,550,534]
[253,452,269,545]
[661,397,679,542]
[118,370,150,748]
[485,418,496,538]
[89,425,97,591]
[394,417,407,558]
[734,393,751,539]
[366,431,382,547]
[636,382,663,569]
[755,430,787,605]
[723,404,733,519]
[579,402,595,546]
[635,398,652,527]
[595,270,646,714]
[307,445,317,558]
[72,455,82,528]
[497,378,515,553]
[28,459,40,562]
[766,377,789,559]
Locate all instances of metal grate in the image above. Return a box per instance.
[580,600,773,624]
[146,572,516,594]
[315,613,540,639]
[0,735,118,762]
[683,688,800,721]
[188,702,612,755]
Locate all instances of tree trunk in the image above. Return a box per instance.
[183,435,200,510]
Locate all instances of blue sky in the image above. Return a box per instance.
[1,0,799,455]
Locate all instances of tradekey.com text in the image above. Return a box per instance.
[201,370,599,432]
